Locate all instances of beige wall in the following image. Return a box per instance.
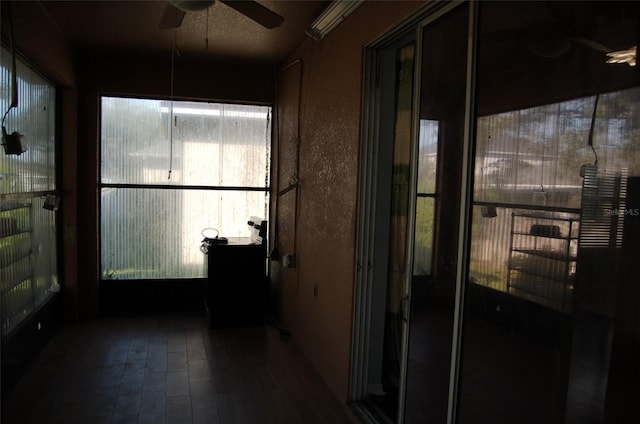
[3,1,76,86]
[274,0,427,402]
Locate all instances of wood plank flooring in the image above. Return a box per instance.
[1,313,355,424]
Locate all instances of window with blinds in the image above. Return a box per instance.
[100,97,271,280]
[1,46,58,336]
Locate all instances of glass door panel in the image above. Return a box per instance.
[459,2,640,423]
[404,4,470,423]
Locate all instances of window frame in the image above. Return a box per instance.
[1,44,60,338]
[98,95,272,281]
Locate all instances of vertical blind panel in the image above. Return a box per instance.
[101,188,268,279]
[1,49,57,194]
[1,198,58,336]
[469,205,514,292]
[29,196,58,305]
[101,97,271,187]
[1,46,57,336]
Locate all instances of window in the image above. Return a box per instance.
[413,119,439,276]
[100,97,271,279]
[1,46,58,336]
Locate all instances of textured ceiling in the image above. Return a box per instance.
[38,0,329,63]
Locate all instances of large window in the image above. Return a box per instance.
[1,46,58,336]
[100,97,271,279]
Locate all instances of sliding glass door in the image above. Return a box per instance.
[352,3,470,422]
[354,1,640,423]
[404,3,470,423]
[352,32,418,423]
[459,2,640,423]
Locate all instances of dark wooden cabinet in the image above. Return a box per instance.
[204,237,266,328]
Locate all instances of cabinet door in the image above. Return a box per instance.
[206,244,266,328]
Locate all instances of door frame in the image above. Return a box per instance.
[350,1,475,423]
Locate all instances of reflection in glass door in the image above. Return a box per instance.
[353,3,473,423]
[404,3,470,423]
[459,2,640,423]
[355,2,640,423]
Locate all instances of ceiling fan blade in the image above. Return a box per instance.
[572,37,612,54]
[220,0,284,29]
[159,3,186,29]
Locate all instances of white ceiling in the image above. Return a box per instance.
[39,0,330,63]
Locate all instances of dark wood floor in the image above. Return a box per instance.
[1,313,355,424]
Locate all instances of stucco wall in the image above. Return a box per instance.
[274,0,427,402]
[2,1,76,87]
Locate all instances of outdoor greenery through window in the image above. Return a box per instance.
[1,46,58,336]
[100,97,271,279]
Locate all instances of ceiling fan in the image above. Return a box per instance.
[159,0,284,30]
[486,2,636,66]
